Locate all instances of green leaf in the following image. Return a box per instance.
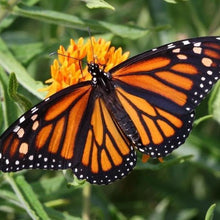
[209,81,220,124]
[164,0,189,3]
[15,175,51,220]
[82,0,115,10]
[0,37,45,99]
[63,170,86,187]
[176,208,198,220]
[4,174,39,220]
[31,175,77,199]
[45,206,81,220]
[193,115,213,127]
[0,69,8,132]
[164,0,178,3]
[0,14,17,32]
[0,189,21,207]
[136,155,193,170]
[21,0,40,6]
[9,42,44,64]
[13,6,148,39]
[149,198,169,220]
[8,73,33,112]
[0,67,20,131]
[205,204,216,220]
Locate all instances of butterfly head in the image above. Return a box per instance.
[87,62,100,76]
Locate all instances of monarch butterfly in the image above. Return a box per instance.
[0,36,220,185]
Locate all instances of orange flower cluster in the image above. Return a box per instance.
[41,37,129,97]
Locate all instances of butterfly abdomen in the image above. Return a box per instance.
[102,88,141,147]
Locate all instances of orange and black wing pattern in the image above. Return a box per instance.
[0,36,219,184]
[0,82,136,184]
[74,96,136,184]
[110,36,220,157]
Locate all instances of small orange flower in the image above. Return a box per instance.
[41,37,130,97]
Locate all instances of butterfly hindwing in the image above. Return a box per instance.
[115,86,195,157]
[73,94,136,184]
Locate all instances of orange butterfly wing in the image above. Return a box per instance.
[75,97,136,184]
[110,37,220,157]
[0,82,136,184]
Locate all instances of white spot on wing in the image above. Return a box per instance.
[194,42,201,47]
[19,116,25,124]
[29,155,34,160]
[13,125,20,133]
[31,107,38,114]
[182,40,190,45]
[168,43,175,49]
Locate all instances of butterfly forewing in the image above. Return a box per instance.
[111,36,220,156]
[111,37,220,114]
[0,83,91,171]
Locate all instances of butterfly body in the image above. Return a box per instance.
[88,62,141,146]
[0,36,220,184]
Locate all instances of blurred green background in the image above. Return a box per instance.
[0,0,220,219]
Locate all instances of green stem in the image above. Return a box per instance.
[82,184,91,220]
[0,69,9,129]
[0,0,20,23]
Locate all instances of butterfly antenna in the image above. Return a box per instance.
[50,52,85,82]
[88,28,96,63]
[50,52,86,64]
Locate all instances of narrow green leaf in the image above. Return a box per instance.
[164,0,178,3]
[0,67,9,131]
[13,6,148,39]
[0,37,45,99]
[8,72,18,96]
[0,189,21,208]
[21,0,40,6]
[205,204,216,220]
[15,175,51,220]
[0,14,17,32]
[149,198,169,220]
[8,73,33,112]
[176,208,198,220]
[0,99,3,133]
[97,20,148,39]
[136,155,193,170]
[0,67,20,131]
[193,115,213,127]
[45,206,81,220]
[0,0,20,24]
[82,0,115,10]
[164,0,189,4]
[4,174,39,220]
[209,81,220,124]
